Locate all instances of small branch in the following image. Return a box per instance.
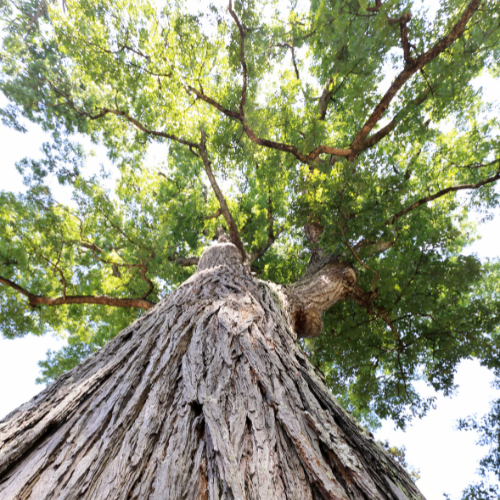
[81,237,197,269]
[170,256,200,267]
[452,158,500,170]
[198,131,246,259]
[137,263,155,299]
[386,166,500,225]
[247,229,283,265]
[349,0,482,157]
[247,196,283,264]
[276,43,301,80]
[349,284,401,342]
[318,61,362,120]
[228,0,248,114]
[23,0,47,38]
[339,215,379,293]
[205,208,222,220]
[0,276,155,310]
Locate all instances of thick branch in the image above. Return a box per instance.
[284,259,357,338]
[247,196,282,265]
[0,276,155,310]
[349,0,482,156]
[198,131,246,259]
[171,256,200,267]
[353,239,394,257]
[387,167,500,225]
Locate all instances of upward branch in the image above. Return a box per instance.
[198,131,246,259]
[228,0,248,114]
[247,195,283,265]
[349,0,482,157]
[0,276,155,310]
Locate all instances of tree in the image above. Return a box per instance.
[0,0,499,497]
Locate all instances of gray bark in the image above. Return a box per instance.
[0,242,425,500]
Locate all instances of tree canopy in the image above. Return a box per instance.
[1,0,500,469]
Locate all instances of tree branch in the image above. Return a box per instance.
[339,214,379,293]
[170,256,200,267]
[318,61,362,120]
[0,276,155,310]
[205,208,222,220]
[367,0,382,13]
[276,43,301,80]
[353,239,394,257]
[386,165,500,225]
[388,12,413,64]
[349,0,482,157]
[228,0,248,114]
[247,196,283,264]
[198,131,246,259]
[360,90,430,151]
[286,259,357,338]
[48,81,199,149]
[184,85,351,163]
[349,284,402,343]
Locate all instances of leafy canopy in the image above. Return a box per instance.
[1,0,500,442]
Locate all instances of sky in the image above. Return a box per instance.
[1,15,500,500]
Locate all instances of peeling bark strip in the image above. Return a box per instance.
[0,243,425,500]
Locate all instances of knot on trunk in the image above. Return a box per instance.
[197,242,243,271]
[287,260,357,338]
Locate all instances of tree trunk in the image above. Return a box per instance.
[0,242,425,500]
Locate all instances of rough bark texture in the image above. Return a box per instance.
[0,242,425,500]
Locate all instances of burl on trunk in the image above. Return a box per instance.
[0,242,425,500]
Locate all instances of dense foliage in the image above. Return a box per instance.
[1,0,500,491]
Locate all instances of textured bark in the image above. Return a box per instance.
[0,242,425,500]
